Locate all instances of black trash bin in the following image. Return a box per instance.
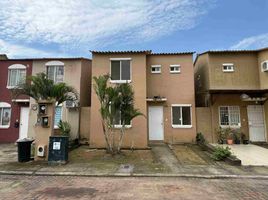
[16,138,34,162]
[48,136,69,164]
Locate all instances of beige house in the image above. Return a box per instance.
[28,58,91,141]
[194,48,268,143]
[90,51,196,148]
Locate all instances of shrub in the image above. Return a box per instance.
[58,120,71,136]
[211,146,231,161]
[196,132,206,144]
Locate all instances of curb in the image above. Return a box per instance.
[1,170,268,179]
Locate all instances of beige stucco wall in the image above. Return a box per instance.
[209,53,260,90]
[257,49,268,89]
[196,107,212,143]
[28,59,89,140]
[80,107,90,141]
[90,53,148,148]
[146,54,196,143]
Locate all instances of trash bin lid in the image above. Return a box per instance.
[16,138,35,143]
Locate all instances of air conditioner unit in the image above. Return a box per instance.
[37,145,46,157]
[262,62,268,72]
[65,100,79,108]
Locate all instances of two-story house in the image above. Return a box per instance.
[90,51,196,148]
[0,56,33,143]
[27,58,92,141]
[194,48,268,143]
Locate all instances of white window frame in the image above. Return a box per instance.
[222,63,234,72]
[171,104,192,128]
[170,64,181,73]
[54,104,63,129]
[151,65,161,74]
[7,64,27,89]
[113,110,132,129]
[46,61,64,84]
[219,106,241,128]
[0,102,11,129]
[110,58,132,83]
[261,60,268,72]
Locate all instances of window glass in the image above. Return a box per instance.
[182,107,191,125]
[56,66,64,83]
[8,69,26,87]
[111,61,120,80]
[0,108,11,126]
[54,106,62,127]
[172,107,181,125]
[47,66,64,83]
[121,60,130,80]
[219,106,240,126]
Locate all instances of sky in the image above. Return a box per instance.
[0,0,267,58]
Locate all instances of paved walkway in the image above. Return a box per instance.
[213,144,268,166]
[1,175,268,200]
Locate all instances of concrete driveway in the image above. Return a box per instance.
[216,144,268,166]
[0,143,17,163]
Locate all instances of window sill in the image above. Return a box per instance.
[113,125,132,129]
[220,125,241,129]
[0,125,10,129]
[6,86,16,89]
[170,71,180,74]
[222,70,234,73]
[110,80,132,84]
[172,125,192,129]
[151,71,161,74]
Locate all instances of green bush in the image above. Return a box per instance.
[58,120,71,136]
[196,132,206,144]
[211,146,231,161]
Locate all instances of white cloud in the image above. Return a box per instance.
[231,33,268,50]
[0,0,214,55]
[0,39,67,58]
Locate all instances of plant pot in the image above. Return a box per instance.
[227,139,233,145]
[235,139,240,144]
[222,139,227,144]
[243,140,249,145]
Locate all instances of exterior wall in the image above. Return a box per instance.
[80,59,92,106]
[28,59,85,140]
[209,53,259,90]
[80,107,90,141]
[0,60,32,143]
[90,53,148,148]
[263,99,268,141]
[194,54,210,106]
[146,54,196,143]
[209,94,259,143]
[257,49,268,89]
[196,107,212,143]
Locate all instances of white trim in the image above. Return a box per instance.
[113,125,132,129]
[110,58,131,61]
[8,64,27,69]
[222,63,234,66]
[170,64,181,73]
[151,65,161,74]
[12,99,30,103]
[110,59,132,83]
[0,102,11,107]
[222,63,234,72]
[171,104,192,128]
[45,61,64,66]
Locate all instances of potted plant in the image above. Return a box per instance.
[227,132,234,145]
[241,133,249,145]
[233,130,241,144]
[217,127,227,144]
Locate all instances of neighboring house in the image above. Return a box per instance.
[0,56,33,143]
[90,51,196,148]
[27,58,91,141]
[194,47,268,143]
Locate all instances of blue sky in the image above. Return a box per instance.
[0,0,267,58]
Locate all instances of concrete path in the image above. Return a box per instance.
[214,144,268,166]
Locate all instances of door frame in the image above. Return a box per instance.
[247,105,267,142]
[148,106,164,141]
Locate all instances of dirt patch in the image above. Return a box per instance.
[172,144,214,165]
[38,187,97,198]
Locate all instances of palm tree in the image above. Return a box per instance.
[13,72,78,105]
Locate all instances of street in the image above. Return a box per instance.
[0,175,267,200]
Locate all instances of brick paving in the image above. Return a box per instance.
[0,175,268,200]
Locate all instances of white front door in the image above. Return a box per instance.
[19,107,29,139]
[149,106,164,141]
[247,105,266,142]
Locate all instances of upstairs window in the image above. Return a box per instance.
[0,102,11,128]
[170,65,181,73]
[172,104,192,128]
[7,64,26,88]
[110,58,131,83]
[151,65,161,74]
[46,61,64,83]
[262,61,268,72]
[222,63,234,72]
[219,106,240,127]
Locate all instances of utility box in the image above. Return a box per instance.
[48,136,69,164]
